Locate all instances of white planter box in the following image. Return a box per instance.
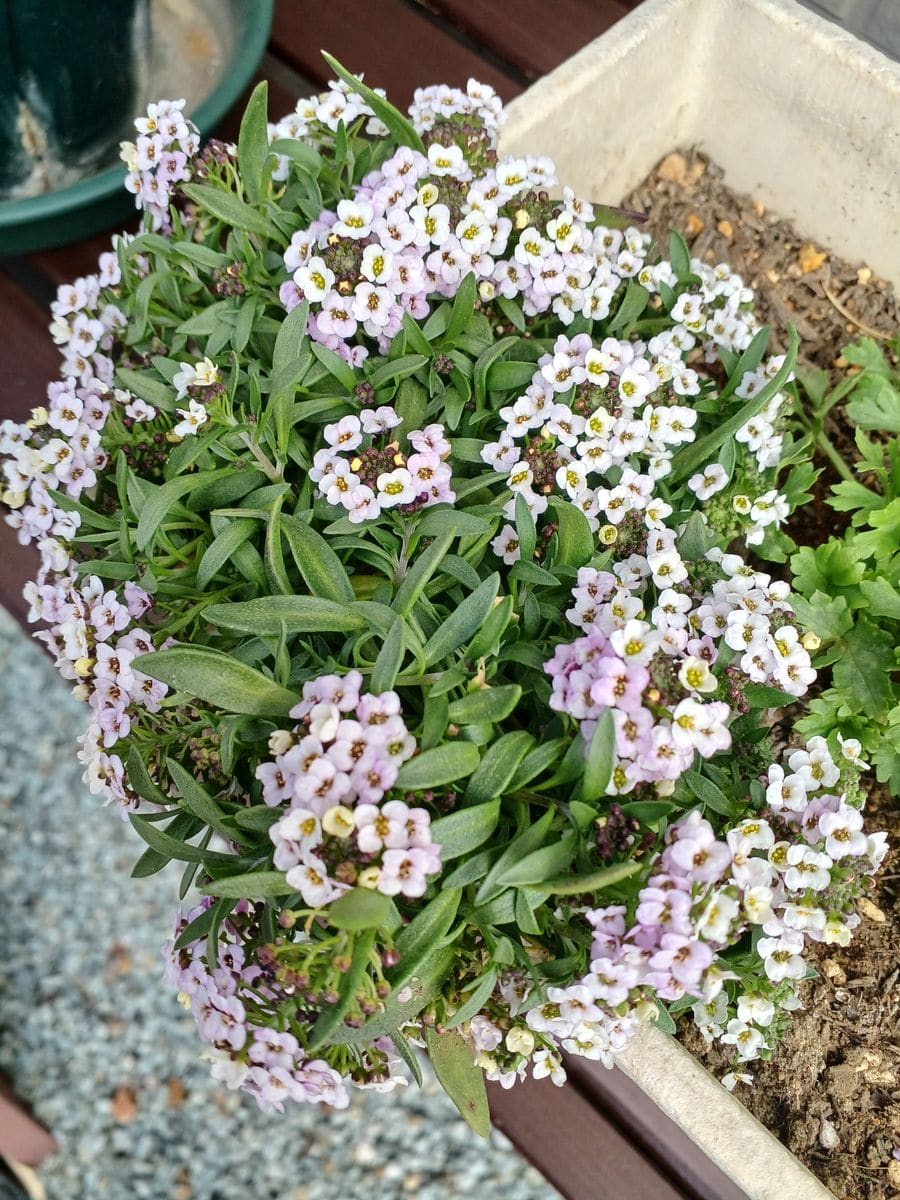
[500,0,900,288]
[500,1,900,1195]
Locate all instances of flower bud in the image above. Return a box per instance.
[268,729,295,755]
[505,1027,535,1055]
[478,280,496,301]
[357,866,382,890]
[28,406,49,427]
[73,656,94,678]
[513,208,529,230]
[322,805,355,838]
[801,631,821,651]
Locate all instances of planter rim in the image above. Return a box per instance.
[0,0,274,234]
[500,0,900,289]
[618,1025,835,1200]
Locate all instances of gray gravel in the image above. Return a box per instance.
[0,606,559,1200]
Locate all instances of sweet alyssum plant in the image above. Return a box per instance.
[0,64,887,1129]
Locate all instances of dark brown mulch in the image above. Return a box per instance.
[624,151,900,1200]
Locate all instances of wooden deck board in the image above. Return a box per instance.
[423,0,631,80]
[270,0,523,106]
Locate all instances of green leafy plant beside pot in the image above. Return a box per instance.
[791,338,900,795]
[0,67,886,1131]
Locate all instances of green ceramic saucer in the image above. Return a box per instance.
[0,0,274,255]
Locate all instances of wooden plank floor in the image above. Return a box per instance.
[0,3,747,1197]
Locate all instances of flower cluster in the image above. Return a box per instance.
[268,77,390,178]
[164,900,351,1113]
[310,411,454,522]
[262,672,441,904]
[120,99,200,229]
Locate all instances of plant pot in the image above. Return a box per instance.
[0,0,274,254]
[500,1,900,1195]
[500,0,900,289]
[0,0,148,198]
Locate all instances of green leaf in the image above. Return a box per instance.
[791,591,854,642]
[860,577,900,620]
[494,834,575,889]
[125,747,170,807]
[308,929,376,1051]
[279,513,355,604]
[414,508,491,538]
[608,279,649,332]
[322,52,426,153]
[447,685,522,726]
[536,860,641,896]
[668,231,692,279]
[237,80,271,205]
[165,758,236,841]
[204,595,366,636]
[846,375,900,433]
[367,354,429,391]
[683,769,741,818]
[392,531,454,616]
[234,805,281,832]
[445,968,499,1030]
[430,800,500,861]
[327,888,397,931]
[743,683,795,709]
[833,625,894,719]
[181,183,272,238]
[335,944,458,1046]
[201,870,294,899]
[388,889,461,989]
[135,646,297,717]
[444,272,477,343]
[131,811,201,877]
[548,497,594,568]
[421,574,500,666]
[487,360,538,391]
[458,734,532,806]
[425,1027,490,1138]
[514,491,536,563]
[371,615,406,694]
[678,511,721,562]
[580,708,615,802]
[114,367,174,412]
[395,743,481,790]
[197,518,258,590]
[130,813,236,865]
[475,809,553,904]
[135,470,229,550]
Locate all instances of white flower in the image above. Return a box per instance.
[737,994,775,1027]
[721,1019,765,1062]
[309,701,341,742]
[427,142,465,176]
[837,733,869,769]
[491,525,521,565]
[688,464,728,500]
[294,256,336,302]
[376,468,416,508]
[677,657,717,694]
[173,400,208,437]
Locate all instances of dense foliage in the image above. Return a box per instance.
[0,66,886,1129]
